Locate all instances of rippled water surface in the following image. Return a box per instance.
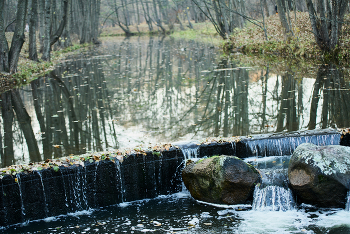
[2,191,350,234]
[1,37,350,166]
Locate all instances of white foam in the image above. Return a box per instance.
[196,200,252,209]
[140,229,155,232]
[43,217,58,222]
[67,209,94,217]
[313,209,350,228]
[171,191,191,199]
[237,210,313,233]
[188,217,199,226]
[118,202,131,208]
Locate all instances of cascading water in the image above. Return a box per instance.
[93,162,99,207]
[245,155,295,211]
[115,161,125,202]
[172,141,200,160]
[15,174,26,219]
[243,130,341,157]
[60,170,69,208]
[252,185,295,211]
[172,141,200,192]
[346,191,350,211]
[36,171,49,217]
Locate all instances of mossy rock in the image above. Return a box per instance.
[182,155,261,205]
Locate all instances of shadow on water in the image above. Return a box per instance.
[0,37,350,166]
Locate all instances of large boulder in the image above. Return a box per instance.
[182,155,261,205]
[288,143,350,208]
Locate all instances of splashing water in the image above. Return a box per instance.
[346,191,350,211]
[252,185,295,211]
[172,141,200,160]
[244,131,341,157]
[15,174,26,221]
[36,171,49,217]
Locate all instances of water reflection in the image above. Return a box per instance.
[1,37,350,166]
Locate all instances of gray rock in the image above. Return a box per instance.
[288,143,350,208]
[182,155,261,205]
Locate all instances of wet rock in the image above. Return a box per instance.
[182,155,261,205]
[288,143,350,208]
[340,128,350,146]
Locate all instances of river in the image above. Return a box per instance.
[0,36,350,233]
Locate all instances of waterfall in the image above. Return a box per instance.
[62,166,88,211]
[346,191,350,211]
[243,131,341,157]
[15,174,26,219]
[93,162,100,207]
[172,141,200,160]
[60,170,69,208]
[115,161,125,202]
[252,185,295,211]
[36,171,49,217]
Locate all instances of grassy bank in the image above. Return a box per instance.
[101,21,223,46]
[226,12,350,64]
[169,22,222,46]
[0,33,91,94]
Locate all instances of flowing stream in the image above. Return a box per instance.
[1,37,350,233]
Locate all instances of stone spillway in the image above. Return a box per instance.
[0,129,348,226]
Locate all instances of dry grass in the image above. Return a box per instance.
[230,11,350,63]
[233,12,313,45]
[230,12,320,58]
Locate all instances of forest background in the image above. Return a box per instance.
[0,0,349,89]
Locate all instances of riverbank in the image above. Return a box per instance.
[0,33,92,94]
[225,12,350,64]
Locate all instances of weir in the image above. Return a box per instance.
[0,129,348,227]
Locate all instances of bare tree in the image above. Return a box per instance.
[0,0,29,73]
[29,0,39,61]
[275,0,293,40]
[41,0,52,61]
[305,0,349,52]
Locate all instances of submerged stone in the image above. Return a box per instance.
[288,143,350,208]
[182,155,261,205]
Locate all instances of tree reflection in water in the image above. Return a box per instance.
[1,37,350,167]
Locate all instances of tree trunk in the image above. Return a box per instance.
[92,0,101,41]
[263,0,270,17]
[276,0,292,40]
[140,0,153,31]
[9,0,28,73]
[0,0,10,72]
[306,0,348,52]
[29,0,38,61]
[59,0,72,48]
[41,0,51,61]
[38,0,45,52]
[50,0,68,46]
[152,0,166,33]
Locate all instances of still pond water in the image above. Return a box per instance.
[1,36,350,167]
[1,37,350,233]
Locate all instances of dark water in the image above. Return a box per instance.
[2,191,350,234]
[2,172,350,233]
[1,37,350,167]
